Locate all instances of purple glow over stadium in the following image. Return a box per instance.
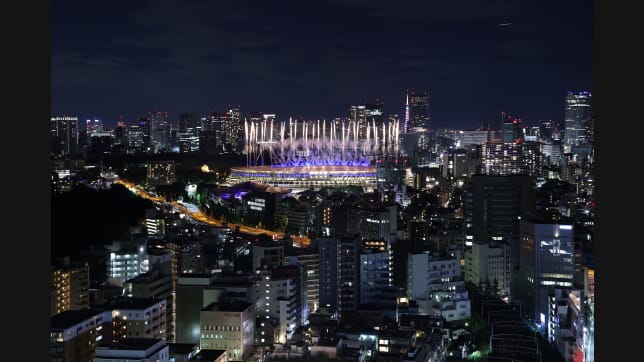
[244,118,400,167]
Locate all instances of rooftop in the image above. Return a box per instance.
[203,301,253,312]
[98,338,163,350]
[104,297,164,310]
[190,349,227,360]
[168,343,198,355]
[51,309,105,330]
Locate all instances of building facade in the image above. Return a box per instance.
[199,302,254,360]
[516,220,575,335]
[50,309,112,362]
[51,262,90,315]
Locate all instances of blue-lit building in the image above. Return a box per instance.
[516,220,574,336]
[563,91,593,154]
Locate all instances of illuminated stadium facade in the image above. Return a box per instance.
[225,117,400,191]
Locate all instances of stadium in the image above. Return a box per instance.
[225,118,400,192]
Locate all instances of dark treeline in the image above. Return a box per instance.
[51,183,153,262]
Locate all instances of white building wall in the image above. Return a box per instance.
[256,273,298,344]
[407,253,429,300]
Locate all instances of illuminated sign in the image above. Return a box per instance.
[540,239,570,255]
[366,218,388,224]
[248,199,265,211]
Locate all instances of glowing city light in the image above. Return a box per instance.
[244,118,400,167]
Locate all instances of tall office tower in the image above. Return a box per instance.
[51,116,79,157]
[51,262,90,315]
[349,105,367,124]
[127,124,146,153]
[50,116,60,154]
[315,200,334,237]
[365,99,384,127]
[563,91,593,150]
[88,131,114,157]
[137,116,153,150]
[469,174,536,242]
[405,90,430,132]
[317,237,339,309]
[287,252,320,315]
[148,110,171,152]
[441,148,469,178]
[314,194,347,237]
[80,118,104,152]
[178,112,200,132]
[481,141,524,175]
[389,114,400,138]
[349,105,367,138]
[521,140,544,177]
[50,309,113,362]
[542,140,563,167]
[454,129,493,146]
[338,236,361,321]
[222,106,242,153]
[501,114,523,143]
[376,158,407,202]
[390,240,412,295]
[468,174,536,295]
[359,247,393,306]
[114,122,128,146]
[199,113,220,155]
[524,126,540,139]
[539,120,561,142]
[516,220,574,336]
[86,118,104,136]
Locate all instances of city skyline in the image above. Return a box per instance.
[52,0,593,129]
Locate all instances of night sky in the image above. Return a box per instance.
[51,0,594,129]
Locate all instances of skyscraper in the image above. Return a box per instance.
[222,106,242,153]
[317,237,339,310]
[178,112,200,132]
[563,91,592,149]
[501,113,522,143]
[539,120,561,142]
[148,111,171,152]
[467,174,536,300]
[404,90,430,132]
[365,99,384,128]
[51,116,79,157]
[350,105,367,138]
[349,105,366,124]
